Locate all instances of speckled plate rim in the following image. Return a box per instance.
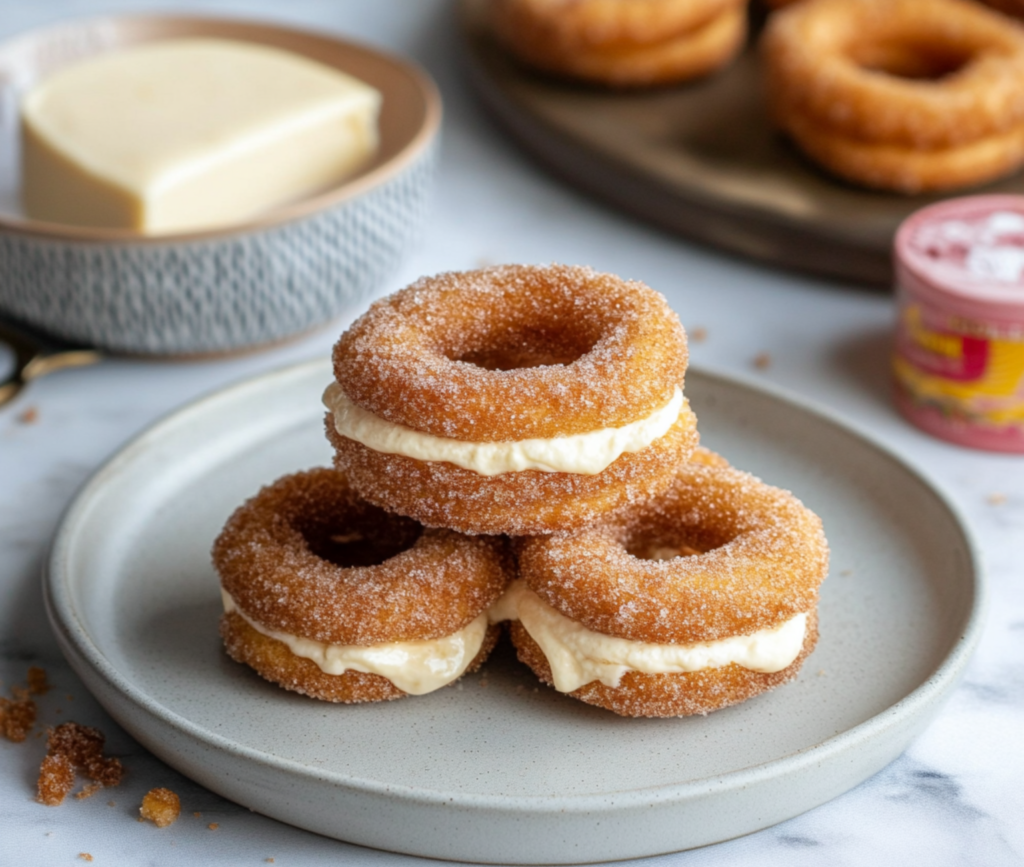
[44,358,987,814]
[0,14,441,244]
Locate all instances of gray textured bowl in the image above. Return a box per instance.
[0,16,440,355]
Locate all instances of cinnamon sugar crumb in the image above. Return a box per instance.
[48,721,104,767]
[76,781,103,800]
[1,689,37,741]
[41,722,124,802]
[38,753,75,805]
[140,788,180,827]
[753,352,772,370]
[689,326,707,343]
[208,823,220,831]
[17,406,39,424]
[987,492,1008,505]
[78,854,93,862]
[193,811,202,819]
[27,666,51,695]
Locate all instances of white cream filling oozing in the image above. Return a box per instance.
[323,382,685,476]
[489,581,808,693]
[222,590,488,696]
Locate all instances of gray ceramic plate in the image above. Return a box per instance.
[45,359,982,864]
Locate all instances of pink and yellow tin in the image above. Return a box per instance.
[894,195,1024,453]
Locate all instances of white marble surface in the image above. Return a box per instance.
[1,1,1022,864]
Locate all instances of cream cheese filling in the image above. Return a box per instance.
[489,581,808,693]
[222,590,488,696]
[323,382,684,476]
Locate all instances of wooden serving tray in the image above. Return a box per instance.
[460,0,1024,287]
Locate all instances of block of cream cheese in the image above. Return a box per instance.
[21,38,382,234]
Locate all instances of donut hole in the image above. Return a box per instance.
[450,320,602,372]
[298,504,422,569]
[621,517,738,562]
[849,39,973,81]
[456,345,589,371]
[627,538,704,561]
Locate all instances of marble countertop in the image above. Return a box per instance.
[2,1,1022,864]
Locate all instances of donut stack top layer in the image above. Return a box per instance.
[325,264,698,536]
[332,264,687,441]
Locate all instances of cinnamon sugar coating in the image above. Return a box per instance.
[510,609,819,717]
[221,613,502,703]
[517,458,829,644]
[213,469,512,645]
[327,407,698,536]
[332,265,688,442]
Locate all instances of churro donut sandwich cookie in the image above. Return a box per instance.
[325,264,698,535]
[498,450,829,717]
[491,0,747,88]
[213,469,510,703]
[764,0,1024,193]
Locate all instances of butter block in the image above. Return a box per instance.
[21,38,382,234]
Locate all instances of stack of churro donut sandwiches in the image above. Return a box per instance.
[214,265,829,717]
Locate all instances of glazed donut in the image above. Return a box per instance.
[326,265,698,535]
[500,455,829,717]
[213,469,510,702]
[492,0,747,87]
[764,0,1024,192]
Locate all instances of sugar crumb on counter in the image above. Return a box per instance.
[987,492,1008,505]
[1,687,37,742]
[78,854,93,862]
[689,326,707,343]
[27,666,50,695]
[753,352,772,370]
[37,721,125,806]
[16,406,39,424]
[140,788,180,827]
[38,754,75,806]
[208,822,220,831]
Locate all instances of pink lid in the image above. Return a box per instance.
[895,194,1024,325]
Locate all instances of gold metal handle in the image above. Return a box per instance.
[0,320,102,408]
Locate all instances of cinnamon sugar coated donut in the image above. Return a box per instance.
[764,0,1024,192]
[213,469,511,702]
[497,455,828,716]
[492,0,747,87]
[326,265,697,535]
